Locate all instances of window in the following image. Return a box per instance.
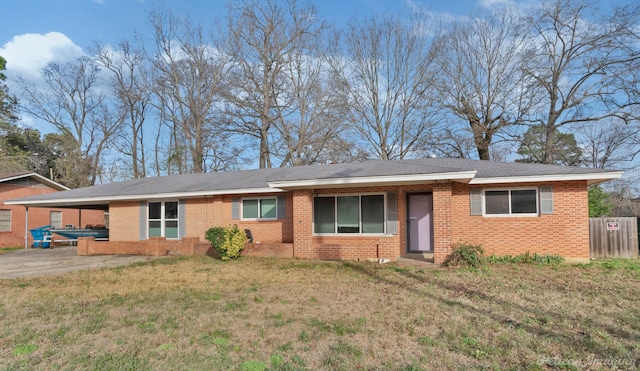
[484,189,538,216]
[50,211,63,229]
[148,201,179,238]
[313,194,385,234]
[0,210,11,232]
[242,198,277,220]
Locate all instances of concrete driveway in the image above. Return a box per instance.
[0,246,160,279]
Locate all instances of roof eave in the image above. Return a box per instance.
[3,187,285,208]
[469,171,624,185]
[0,173,69,191]
[267,171,478,189]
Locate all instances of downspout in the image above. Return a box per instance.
[24,206,29,249]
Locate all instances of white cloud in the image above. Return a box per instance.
[478,0,539,13]
[0,32,85,133]
[0,32,84,81]
[479,0,511,7]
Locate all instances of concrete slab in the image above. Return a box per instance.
[0,246,161,279]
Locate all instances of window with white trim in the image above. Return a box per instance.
[313,194,385,234]
[484,188,538,216]
[242,197,277,220]
[50,211,63,229]
[0,210,11,232]
[148,201,179,238]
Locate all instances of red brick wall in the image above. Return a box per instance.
[290,182,589,263]
[109,201,140,241]
[109,193,294,244]
[448,181,590,263]
[0,183,104,247]
[291,188,401,261]
[217,194,294,243]
[99,180,591,264]
[78,237,293,259]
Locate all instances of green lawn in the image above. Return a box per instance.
[0,256,639,370]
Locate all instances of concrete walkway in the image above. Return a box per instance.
[0,246,160,279]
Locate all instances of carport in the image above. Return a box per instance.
[4,197,109,249]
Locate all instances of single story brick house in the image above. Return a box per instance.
[0,173,105,248]
[5,158,622,263]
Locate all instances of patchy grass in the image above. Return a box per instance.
[0,256,639,370]
[0,247,22,255]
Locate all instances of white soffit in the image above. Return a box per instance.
[3,187,284,207]
[268,171,478,189]
[469,171,624,185]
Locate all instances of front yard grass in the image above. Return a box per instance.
[0,256,639,370]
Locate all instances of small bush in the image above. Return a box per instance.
[443,242,484,268]
[486,252,564,265]
[205,225,247,261]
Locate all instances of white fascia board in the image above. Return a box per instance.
[0,173,70,191]
[469,171,624,185]
[267,171,477,189]
[3,187,284,207]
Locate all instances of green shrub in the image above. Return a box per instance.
[443,242,485,268]
[205,225,247,261]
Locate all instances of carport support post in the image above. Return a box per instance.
[24,207,29,249]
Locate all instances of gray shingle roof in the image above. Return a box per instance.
[5,158,622,207]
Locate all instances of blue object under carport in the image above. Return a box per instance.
[29,226,52,248]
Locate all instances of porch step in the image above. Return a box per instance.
[398,253,434,265]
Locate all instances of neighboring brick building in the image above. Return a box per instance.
[5,159,622,263]
[0,173,105,248]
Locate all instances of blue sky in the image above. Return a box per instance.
[0,0,480,47]
[0,0,498,80]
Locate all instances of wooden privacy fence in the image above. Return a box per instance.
[589,217,639,259]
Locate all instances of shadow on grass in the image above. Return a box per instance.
[341,262,638,359]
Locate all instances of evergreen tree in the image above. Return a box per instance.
[516,124,582,166]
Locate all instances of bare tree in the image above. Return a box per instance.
[17,56,121,187]
[330,15,440,160]
[433,7,536,161]
[430,128,477,159]
[264,21,360,166]
[147,9,234,174]
[95,40,150,179]
[578,118,640,169]
[523,0,640,164]
[222,0,323,168]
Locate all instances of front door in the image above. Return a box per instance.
[407,194,433,252]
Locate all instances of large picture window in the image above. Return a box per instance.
[148,201,179,238]
[484,189,538,215]
[313,194,385,234]
[242,198,277,220]
[0,210,11,232]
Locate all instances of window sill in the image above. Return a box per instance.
[312,233,389,237]
[482,213,539,218]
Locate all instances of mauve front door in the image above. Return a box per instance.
[408,194,433,252]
